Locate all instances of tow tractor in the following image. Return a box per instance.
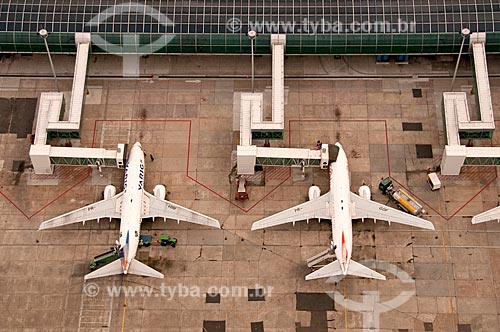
[379,177,425,216]
[138,234,152,248]
[160,234,177,247]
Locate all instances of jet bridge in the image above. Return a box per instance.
[29,33,125,174]
[236,34,339,175]
[237,144,331,175]
[440,33,498,175]
[30,144,126,174]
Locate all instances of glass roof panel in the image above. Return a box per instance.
[0,0,498,34]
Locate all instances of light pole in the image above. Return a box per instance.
[248,30,257,93]
[450,28,471,92]
[39,29,60,92]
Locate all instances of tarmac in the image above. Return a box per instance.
[0,53,500,332]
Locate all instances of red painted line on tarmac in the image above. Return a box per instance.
[185,117,291,212]
[384,121,391,175]
[0,167,91,220]
[390,168,498,221]
[185,120,192,175]
[439,135,499,221]
[91,119,98,147]
[0,190,30,219]
[4,117,497,219]
[389,136,499,220]
[29,170,91,218]
[88,119,288,213]
[390,177,441,216]
[446,168,498,220]
[288,118,498,221]
[186,171,291,213]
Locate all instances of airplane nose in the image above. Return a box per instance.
[134,142,142,149]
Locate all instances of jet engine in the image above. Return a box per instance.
[308,185,321,201]
[358,184,371,200]
[103,185,117,200]
[153,184,166,200]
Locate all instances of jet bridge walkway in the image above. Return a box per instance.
[463,148,500,166]
[48,146,126,167]
[237,144,334,175]
[30,144,126,174]
[235,34,340,175]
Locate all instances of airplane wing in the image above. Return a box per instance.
[142,191,220,228]
[39,193,123,230]
[472,205,500,224]
[350,193,434,230]
[251,193,331,230]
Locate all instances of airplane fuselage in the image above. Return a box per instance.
[330,143,353,274]
[118,142,145,273]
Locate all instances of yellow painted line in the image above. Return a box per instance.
[436,194,457,320]
[344,278,348,332]
[429,125,452,307]
[121,276,128,332]
[233,227,237,259]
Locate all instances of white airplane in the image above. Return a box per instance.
[251,142,434,281]
[39,142,220,280]
[472,205,500,224]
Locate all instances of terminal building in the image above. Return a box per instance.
[0,1,499,55]
[1,1,500,174]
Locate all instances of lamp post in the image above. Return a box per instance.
[450,28,471,92]
[248,30,257,93]
[39,29,60,92]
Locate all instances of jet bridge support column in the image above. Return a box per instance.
[29,33,126,174]
[236,34,286,175]
[271,34,285,131]
[440,32,497,175]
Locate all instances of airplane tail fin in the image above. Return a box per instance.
[84,259,123,280]
[305,259,386,280]
[127,259,164,278]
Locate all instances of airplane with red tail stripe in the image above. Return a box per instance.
[251,142,434,280]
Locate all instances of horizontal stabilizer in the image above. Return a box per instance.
[306,260,343,280]
[84,259,123,280]
[346,260,386,280]
[305,259,386,280]
[127,259,164,278]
